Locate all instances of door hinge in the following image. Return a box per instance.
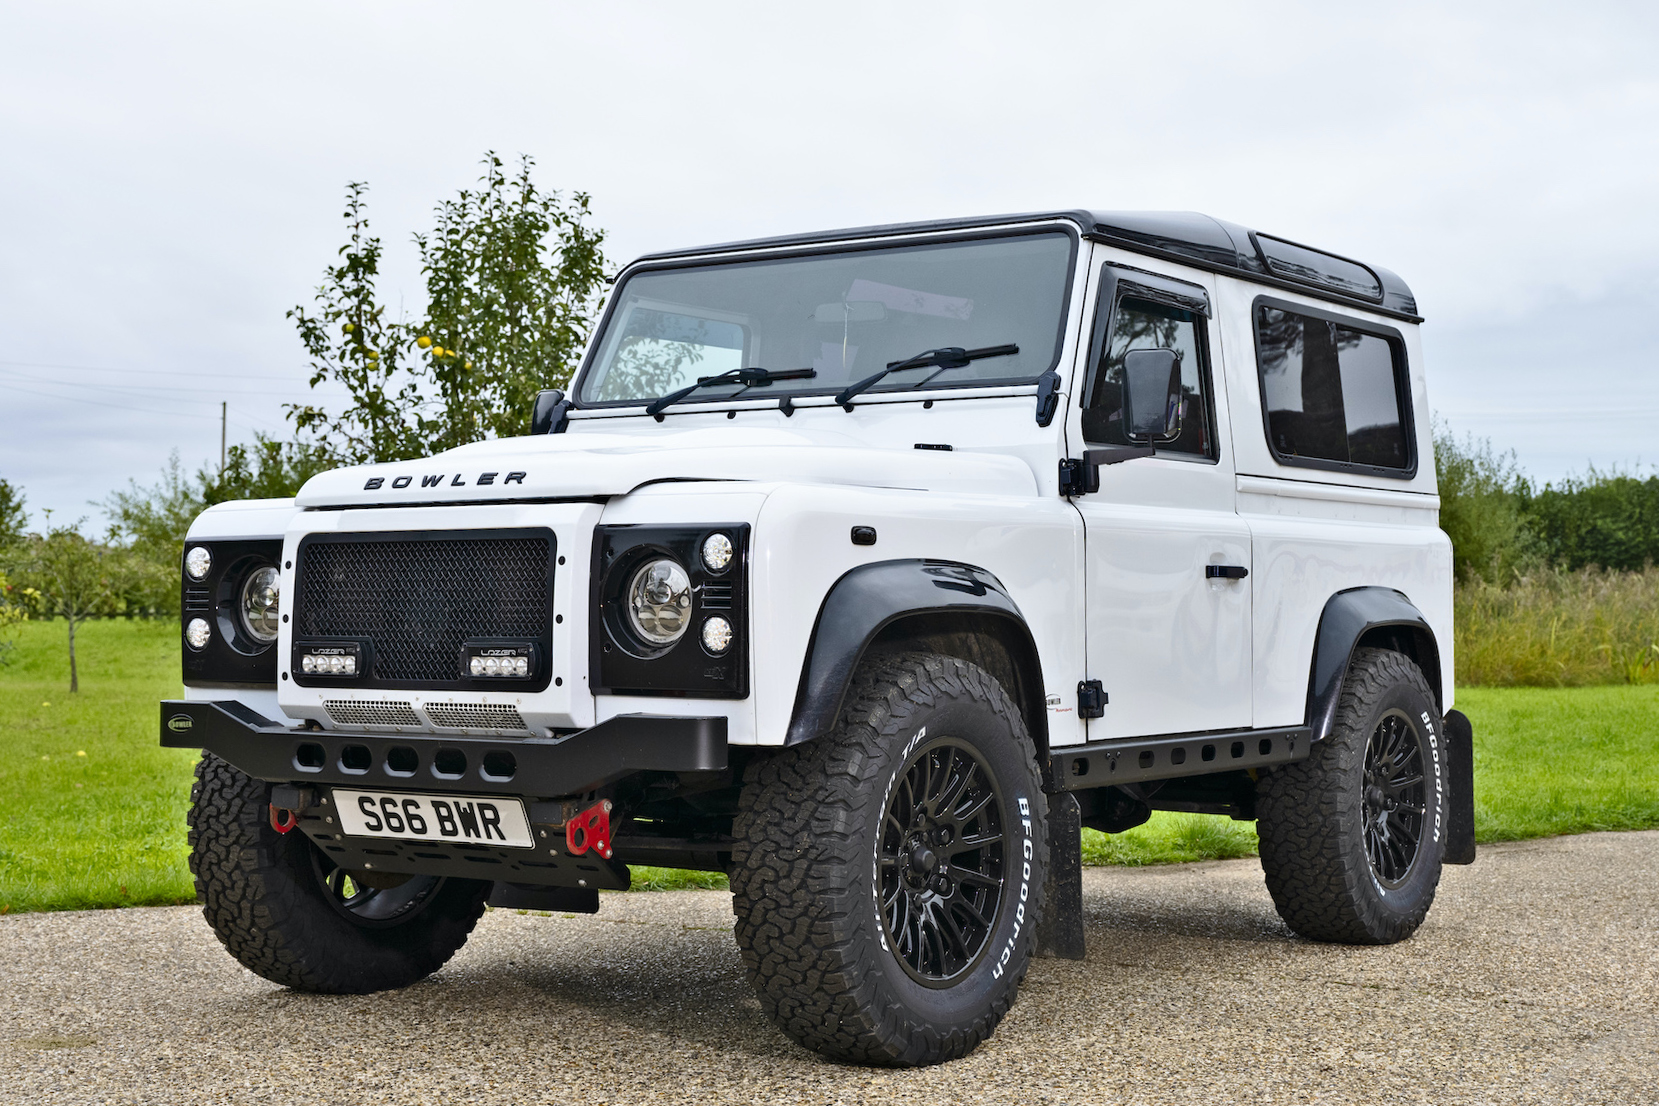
[1077,680,1107,719]
[1058,458,1098,498]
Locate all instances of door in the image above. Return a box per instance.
[1072,265,1253,739]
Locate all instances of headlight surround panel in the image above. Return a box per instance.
[592,523,749,698]
[181,539,284,686]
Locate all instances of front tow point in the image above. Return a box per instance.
[566,799,614,859]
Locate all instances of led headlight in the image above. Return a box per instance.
[185,617,211,650]
[701,615,734,655]
[626,558,692,646]
[185,546,212,580]
[701,532,734,573]
[239,566,280,645]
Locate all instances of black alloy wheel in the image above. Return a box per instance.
[1255,647,1447,945]
[312,851,448,928]
[878,739,1006,985]
[1362,709,1427,888]
[731,652,1049,1066]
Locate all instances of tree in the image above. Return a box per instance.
[1434,422,1538,582]
[0,477,25,549]
[0,569,28,666]
[202,435,337,506]
[16,521,121,691]
[101,452,204,614]
[286,154,609,464]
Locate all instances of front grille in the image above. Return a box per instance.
[423,703,529,731]
[325,699,421,727]
[297,533,551,685]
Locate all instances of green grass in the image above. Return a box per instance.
[0,619,197,913]
[3,621,1657,913]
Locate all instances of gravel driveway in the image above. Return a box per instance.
[3,830,1655,1105]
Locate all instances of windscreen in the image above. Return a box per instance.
[578,232,1074,405]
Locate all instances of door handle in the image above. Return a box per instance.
[1205,565,1249,580]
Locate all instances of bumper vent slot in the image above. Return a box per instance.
[324,700,420,728]
[296,533,551,685]
[184,585,212,613]
[701,584,733,610]
[423,703,529,732]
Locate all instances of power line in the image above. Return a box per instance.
[0,358,310,381]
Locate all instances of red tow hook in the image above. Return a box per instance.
[270,805,300,835]
[565,799,614,859]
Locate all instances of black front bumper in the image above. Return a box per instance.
[160,699,728,798]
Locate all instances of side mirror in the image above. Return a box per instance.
[1121,348,1182,443]
[530,389,571,436]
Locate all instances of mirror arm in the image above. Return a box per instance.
[1058,446,1155,497]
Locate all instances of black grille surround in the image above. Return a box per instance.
[292,528,556,692]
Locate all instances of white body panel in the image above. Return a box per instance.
[186,215,1454,755]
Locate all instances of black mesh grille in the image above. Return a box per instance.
[298,535,550,684]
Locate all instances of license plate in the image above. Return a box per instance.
[333,789,535,849]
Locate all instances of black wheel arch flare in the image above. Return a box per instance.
[785,559,1048,761]
[1306,586,1443,743]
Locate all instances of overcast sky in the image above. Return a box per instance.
[2,0,1655,529]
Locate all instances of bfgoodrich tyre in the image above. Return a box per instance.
[187,753,490,993]
[1256,647,1447,944]
[730,652,1048,1066]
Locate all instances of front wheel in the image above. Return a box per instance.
[1256,647,1446,944]
[187,754,490,993]
[730,652,1048,1066]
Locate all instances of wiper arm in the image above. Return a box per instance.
[645,366,816,417]
[833,344,1018,408]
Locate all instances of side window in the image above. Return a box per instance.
[1254,302,1412,473]
[1082,296,1213,458]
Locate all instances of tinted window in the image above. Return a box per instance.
[1255,304,1410,471]
[1082,297,1212,457]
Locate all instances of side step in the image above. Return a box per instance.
[1049,726,1311,791]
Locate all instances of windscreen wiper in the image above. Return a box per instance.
[833,344,1018,409]
[645,366,817,417]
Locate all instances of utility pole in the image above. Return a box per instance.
[220,402,227,474]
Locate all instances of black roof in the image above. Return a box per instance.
[634,210,1421,322]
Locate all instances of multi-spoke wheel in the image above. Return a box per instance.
[878,739,1006,984]
[189,753,490,993]
[1257,648,1447,944]
[732,652,1047,1066]
[1363,710,1428,887]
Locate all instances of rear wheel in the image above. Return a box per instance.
[187,753,489,993]
[1256,648,1446,944]
[730,652,1047,1066]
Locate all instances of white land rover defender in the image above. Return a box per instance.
[165,210,1476,1067]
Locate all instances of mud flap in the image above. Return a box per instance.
[1443,709,1477,865]
[1035,791,1086,959]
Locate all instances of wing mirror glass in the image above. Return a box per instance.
[1122,348,1182,443]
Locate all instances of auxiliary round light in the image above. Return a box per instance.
[701,532,734,573]
[239,566,281,645]
[184,546,212,580]
[185,617,212,650]
[701,615,734,655]
[626,557,692,646]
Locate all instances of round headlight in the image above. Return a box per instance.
[185,546,212,580]
[185,617,212,650]
[701,532,734,573]
[701,615,734,655]
[626,558,692,646]
[239,565,281,645]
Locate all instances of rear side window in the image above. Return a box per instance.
[1253,300,1413,475]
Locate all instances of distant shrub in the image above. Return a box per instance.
[1523,470,1659,572]
[1455,566,1659,687]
